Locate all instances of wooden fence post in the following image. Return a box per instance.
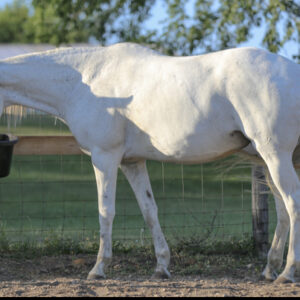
[252,164,269,257]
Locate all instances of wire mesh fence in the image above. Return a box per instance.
[0,113,277,246]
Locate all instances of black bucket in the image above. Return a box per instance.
[0,134,18,178]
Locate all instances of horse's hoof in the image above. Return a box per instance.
[259,274,273,282]
[260,270,277,281]
[152,268,171,279]
[87,273,106,280]
[274,276,294,284]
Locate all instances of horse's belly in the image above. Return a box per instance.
[123,129,249,164]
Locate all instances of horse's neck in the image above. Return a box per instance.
[2,88,62,117]
[0,56,72,120]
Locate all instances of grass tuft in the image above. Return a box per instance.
[0,233,269,278]
[0,232,255,258]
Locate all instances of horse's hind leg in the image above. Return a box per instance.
[87,148,122,280]
[257,147,300,283]
[262,173,289,281]
[121,161,171,279]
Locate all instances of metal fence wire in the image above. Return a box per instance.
[0,113,277,245]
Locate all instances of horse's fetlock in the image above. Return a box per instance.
[157,249,170,265]
[154,264,171,279]
[100,256,112,264]
[161,249,170,258]
[269,258,282,269]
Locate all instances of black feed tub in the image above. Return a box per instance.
[0,134,18,178]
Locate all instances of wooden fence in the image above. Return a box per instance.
[13,135,269,254]
[14,136,82,155]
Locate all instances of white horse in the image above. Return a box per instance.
[1,43,300,283]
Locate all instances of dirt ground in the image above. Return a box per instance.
[1,254,300,297]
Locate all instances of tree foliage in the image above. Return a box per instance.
[0,0,299,61]
[160,0,300,60]
[0,0,34,43]
[31,0,156,45]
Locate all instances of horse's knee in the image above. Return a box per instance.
[99,210,115,225]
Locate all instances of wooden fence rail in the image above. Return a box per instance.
[14,136,83,155]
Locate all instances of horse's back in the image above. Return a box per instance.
[73,45,300,163]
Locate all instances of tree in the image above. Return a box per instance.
[31,0,300,60]
[31,0,156,45]
[0,0,34,43]
[160,0,300,60]
[30,1,90,44]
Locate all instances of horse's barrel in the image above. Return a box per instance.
[0,134,18,177]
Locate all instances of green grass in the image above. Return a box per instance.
[0,113,278,246]
[0,155,277,245]
[0,234,266,281]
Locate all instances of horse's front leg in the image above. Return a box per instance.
[87,148,122,280]
[121,161,171,278]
